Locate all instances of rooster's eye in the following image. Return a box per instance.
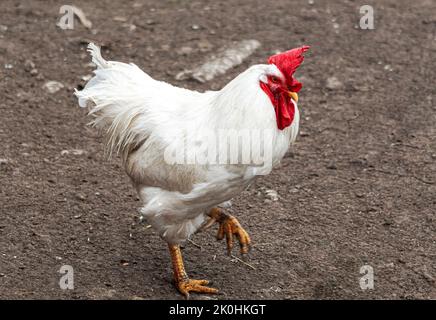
[270,76,280,84]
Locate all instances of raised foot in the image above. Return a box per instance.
[176,279,218,299]
[217,214,251,256]
[201,208,251,256]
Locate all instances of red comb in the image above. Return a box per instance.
[267,46,309,91]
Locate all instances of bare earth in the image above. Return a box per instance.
[0,0,435,300]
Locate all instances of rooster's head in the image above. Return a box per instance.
[260,46,309,130]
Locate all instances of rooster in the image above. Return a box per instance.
[75,43,309,298]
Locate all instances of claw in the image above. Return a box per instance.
[177,279,218,299]
[224,223,234,255]
[217,222,225,240]
[200,217,216,231]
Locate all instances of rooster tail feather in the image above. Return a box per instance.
[87,43,109,69]
[75,43,154,159]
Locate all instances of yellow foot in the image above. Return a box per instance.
[168,244,218,298]
[176,279,218,299]
[207,208,251,256]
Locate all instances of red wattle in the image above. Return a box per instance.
[260,82,295,130]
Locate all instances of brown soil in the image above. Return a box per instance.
[0,0,435,300]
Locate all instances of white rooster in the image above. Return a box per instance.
[75,43,309,298]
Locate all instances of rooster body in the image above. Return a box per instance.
[76,43,308,297]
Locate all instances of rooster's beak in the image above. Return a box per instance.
[288,91,299,103]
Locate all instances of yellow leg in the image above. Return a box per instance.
[168,244,218,299]
[204,208,251,256]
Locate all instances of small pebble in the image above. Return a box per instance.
[43,81,64,94]
[24,60,35,72]
[61,149,86,156]
[75,193,86,201]
[264,189,279,201]
[326,76,343,90]
[177,46,193,56]
[113,16,127,22]
[326,163,337,170]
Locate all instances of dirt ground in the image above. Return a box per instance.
[0,0,435,300]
